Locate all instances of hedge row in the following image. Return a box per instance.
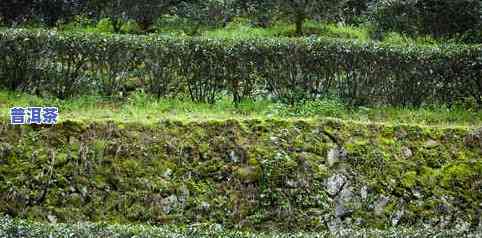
[1,217,480,238]
[1,29,481,106]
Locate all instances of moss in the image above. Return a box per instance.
[247,157,259,166]
[0,119,480,231]
[401,171,418,189]
[440,163,477,189]
[235,165,261,183]
[418,166,440,190]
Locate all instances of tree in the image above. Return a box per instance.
[33,0,81,27]
[275,0,345,35]
[341,0,370,24]
[233,0,275,27]
[370,0,481,41]
[87,0,180,32]
[176,0,235,35]
[0,0,33,26]
[126,0,182,31]
[0,0,86,27]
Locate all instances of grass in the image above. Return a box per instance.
[0,90,480,127]
[201,20,371,41]
[12,16,477,47]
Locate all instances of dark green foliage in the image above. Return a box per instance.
[0,29,481,105]
[176,0,235,36]
[253,0,345,36]
[0,0,33,26]
[370,0,482,42]
[341,0,370,25]
[233,0,274,27]
[33,0,78,27]
[0,0,85,27]
[86,0,180,32]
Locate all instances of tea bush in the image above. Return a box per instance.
[0,216,481,238]
[0,29,480,106]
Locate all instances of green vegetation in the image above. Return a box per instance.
[1,90,481,126]
[371,0,481,43]
[0,118,480,230]
[199,21,371,41]
[1,217,481,238]
[1,0,481,236]
[1,29,480,106]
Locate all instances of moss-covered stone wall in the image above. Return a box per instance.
[0,119,480,231]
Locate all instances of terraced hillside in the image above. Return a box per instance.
[1,1,481,236]
[1,116,481,233]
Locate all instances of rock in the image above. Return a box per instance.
[327,148,339,167]
[335,203,351,218]
[335,186,356,219]
[425,139,439,148]
[395,129,408,140]
[438,215,452,228]
[162,168,173,178]
[229,151,239,163]
[412,189,423,199]
[79,186,88,198]
[327,218,343,233]
[325,174,347,196]
[354,218,365,226]
[308,208,324,216]
[327,147,347,167]
[391,209,404,226]
[478,208,482,229]
[464,128,482,149]
[437,203,449,214]
[211,223,223,232]
[374,195,390,216]
[200,201,210,211]
[161,195,179,214]
[47,214,57,223]
[68,193,83,206]
[360,186,369,200]
[401,147,413,159]
[338,186,354,204]
[285,179,298,188]
[454,218,471,231]
[178,185,190,203]
[68,186,76,193]
[270,137,279,145]
[0,143,12,158]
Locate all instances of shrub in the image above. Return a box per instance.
[95,18,115,33]
[120,20,142,34]
[0,29,480,106]
[1,216,480,237]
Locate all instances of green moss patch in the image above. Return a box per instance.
[0,119,480,231]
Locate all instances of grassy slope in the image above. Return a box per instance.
[1,91,481,127]
[1,90,481,233]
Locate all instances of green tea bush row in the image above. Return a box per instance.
[1,216,481,238]
[1,29,481,106]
